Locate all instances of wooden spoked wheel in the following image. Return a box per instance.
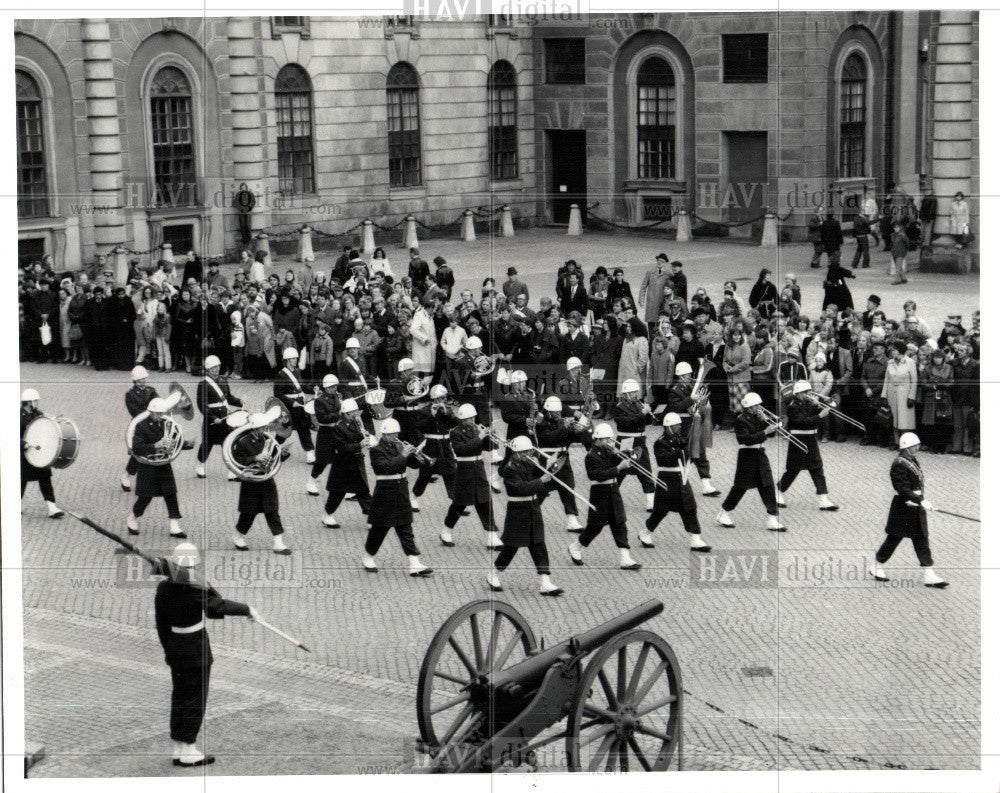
[565,630,682,772]
[416,599,537,751]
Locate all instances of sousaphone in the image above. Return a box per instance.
[221,411,283,482]
[166,381,195,421]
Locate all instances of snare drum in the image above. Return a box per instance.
[365,388,392,420]
[23,415,80,469]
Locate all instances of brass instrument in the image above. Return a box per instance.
[802,392,866,431]
[405,377,430,399]
[166,382,195,421]
[472,354,496,376]
[222,416,283,482]
[263,396,294,442]
[756,406,809,453]
[607,437,670,490]
[401,439,434,466]
[125,392,189,466]
[689,360,714,409]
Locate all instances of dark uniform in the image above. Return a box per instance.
[338,355,376,432]
[557,372,596,420]
[534,416,590,517]
[495,456,552,574]
[232,430,284,540]
[20,405,56,503]
[384,375,426,444]
[325,417,373,518]
[876,452,933,566]
[666,380,712,480]
[450,352,491,424]
[720,410,779,515]
[612,398,654,495]
[578,446,630,549]
[646,430,702,536]
[274,365,315,453]
[445,423,497,532]
[310,391,342,480]
[124,383,159,477]
[131,414,182,521]
[498,388,536,467]
[412,403,457,499]
[196,374,243,465]
[365,438,422,557]
[777,397,829,496]
[152,559,249,747]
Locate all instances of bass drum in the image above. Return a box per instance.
[24,415,80,469]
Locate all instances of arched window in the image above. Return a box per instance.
[16,70,47,217]
[386,63,421,188]
[839,53,866,178]
[150,66,196,205]
[636,57,676,179]
[488,61,518,181]
[275,64,315,195]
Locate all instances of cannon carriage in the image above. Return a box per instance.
[414,599,682,773]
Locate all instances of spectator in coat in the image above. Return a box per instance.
[502,267,529,302]
[819,212,844,268]
[890,223,910,285]
[949,191,971,248]
[822,261,855,311]
[807,206,825,267]
[882,340,918,443]
[607,268,635,310]
[919,185,937,248]
[617,318,649,398]
[638,254,672,334]
[668,261,687,303]
[558,271,589,317]
[748,268,779,319]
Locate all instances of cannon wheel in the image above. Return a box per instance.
[416,599,537,749]
[565,629,682,772]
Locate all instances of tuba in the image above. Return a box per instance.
[472,354,496,376]
[222,412,283,482]
[126,412,184,466]
[405,377,430,399]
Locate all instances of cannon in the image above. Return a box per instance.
[414,599,682,773]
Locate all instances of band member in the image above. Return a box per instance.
[641,413,712,552]
[666,362,720,497]
[127,398,185,538]
[338,337,374,432]
[775,382,839,511]
[557,356,599,422]
[568,423,642,570]
[534,396,590,531]
[274,346,316,462]
[384,357,427,445]
[490,435,565,596]
[612,379,656,511]
[440,403,502,549]
[122,365,158,491]
[716,393,786,532]
[411,384,458,508]
[499,369,535,466]
[869,433,948,588]
[362,418,433,577]
[230,413,290,555]
[306,374,341,496]
[451,336,491,423]
[322,398,375,528]
[20,389,64,518]
[195,355,243,480]
[152,542,256,767]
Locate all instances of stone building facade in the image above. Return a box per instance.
[15,12,977,269]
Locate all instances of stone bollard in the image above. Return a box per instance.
[675,210,692,242]
[462,210,476,242]
[567,204,583,235]
[298,225,315,263]
[255,232,271,268]
[500,205,515,238]
[113,245,129,286]
[362,220,376,255]
[403,215,419,250]
[760,212,778,248]
[159,242,174,264]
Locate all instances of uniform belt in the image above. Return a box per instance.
[347,381,363,387]
[374,474,406,481]
[455,455,481,462]
[207,401,226,408]
[617,432,644,438]
[676,413,691,418]
[538,448,562,454]
[591,479,617,485]
[171,621,205,634]
[656,466,683,473]
[424,434,449,440]
[508,495,535,502]
[790,429,817,435]
[741,444,765,450]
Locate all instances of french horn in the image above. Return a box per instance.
[472,355,496,376]
[405,377,430,399]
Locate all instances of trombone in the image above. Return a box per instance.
[755,406,810,453]
[607,437,670,490]
[803,392,866,431]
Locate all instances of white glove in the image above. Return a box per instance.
[248,606,261,621]
[920,500,935,512]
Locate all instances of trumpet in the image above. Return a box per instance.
[802,392,866,431]
[755,406,809,453]
[354,414,376,448]
[607,437,670,490]
[401,439,434,466]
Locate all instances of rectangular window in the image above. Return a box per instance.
[18,237,46,268]
[17,99,47,217]
[545,38,586,84]
[387,89,421,187]
[722,33,769,83]
[488,13,513,27]
[636,84,676,179]
[150,95,196,205]
[273,17,305,27]
[385,15,414,28]
[276,92,314,194]
[489,81,518,180]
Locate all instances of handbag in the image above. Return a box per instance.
[933,390,953,423]
[39,321,52,346]
[69,324,83,342]
[875,398,893,427]
[960,225,975,246]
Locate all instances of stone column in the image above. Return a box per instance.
[227,18,267,247]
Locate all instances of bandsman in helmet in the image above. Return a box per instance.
[666,361,721,497]
[195,354,243,479]
[568,423,642,570]
[534,395,591,532]
[498,369,536,468]
[306,373,341,495]
[121,365,159,491]
[612,378,657,511]
[411,384,458,508]
[322,398,375,528]
[440,403,502,549]
[491,435,565,597]
[640,413,712,553]
[384,357,427,445]
[450,335,493,423]
[338,336,368,400]
[775,381,839,511]
[127,398,185,539]
[19,389,64,519]
[716,392,786,532]
[869,433,948,588]
[557,355,600,423]
[274,346,316,463]
[230,412,290,555]
[362,418,433,577]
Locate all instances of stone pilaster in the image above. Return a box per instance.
[227,17,267,243]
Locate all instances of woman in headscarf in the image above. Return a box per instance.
[749,268,779,319]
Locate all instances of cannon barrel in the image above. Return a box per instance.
[489,600,664,690]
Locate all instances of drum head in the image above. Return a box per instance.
[24,416,60,468]
[226,410,250,428]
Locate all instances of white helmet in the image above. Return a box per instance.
[662,412,682,427]
[171,542,201,569]
[741,392,763,409]
[510,370,528,384]
[457,403,477,420]
[249,412,269,428]
[381,418,401,434]
[204,355,222,370]
[322,374,339,389]
[592,423,615,440]
[345,337,361,350]
[792,380,812,395]
[397,358,414,372]
[543,396,562,412]
[131,365,149,380]
[148,398,168,414]
[675,362,693,377]
[430,384,448,400]
[621,379,640,395]
[509,435,533,452]
[282,347,299,361]
[567,357,583,371]
[899,432,921,450]
[340,398,360,413]
[464,336,483,351]
[21,388,40,402]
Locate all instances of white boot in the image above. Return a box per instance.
[305,450,316,464]
[195,464,206,479]
[126,513,139,535]
[233,533,249,551]
[715,509,735,528]
[439,529,455,547]
[120,472,132,492]
[539,574,564,596]
[485,531,503,549]
[701,478,721,497]
[322,513,340,528]
[568,541,584,565]
[306,477,320,496]
[273,535,291,555]
[488,571,503,592]
[690,534,712,553]
[408,556,433,577]
[868,563,888,582]
[46,501,65,518]
[177,743,214,767]
[638,529,655,548]
[362,554,378,573]
[619,548,641,571]
[775,491,787,508]
[169,519,186,538]
[172,740,183,762]
[566,514,584,532]
[922,567,949,589]
[765,514,786,532]
[817,494,839,511]
[645,493,655,511]
[410,496,421,512]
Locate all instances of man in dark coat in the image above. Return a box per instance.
[322,398,373,527]
[230,413,289,554]
[411,384,458,502]
[491,436,565,596]
[432,256,455,301]
[534,396,591,531]
[716,392,785,532]
[668,260,687,303]
[819,211,844,268]
[274,346,316,460]
[869,432,948,588]
[362,419,432,576]
[83,286,112,370]
[121,365,159,492]
[822,261,856,311]
[152,542,254,766]
[850,212,872,269]
[195,355,244,478]
[919,187,937,248]
[775,382,839,511]
[407,247,430,291]
[306,374,341,495]
[108,286,137,370]
[441,404,500,547]
[807,206,825,267]
[20,389,65,518]
[567,423,642,569]
[233,182,256,248]
[612,379,656,511]
[127,398,186,538]
[27,278,60,363]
